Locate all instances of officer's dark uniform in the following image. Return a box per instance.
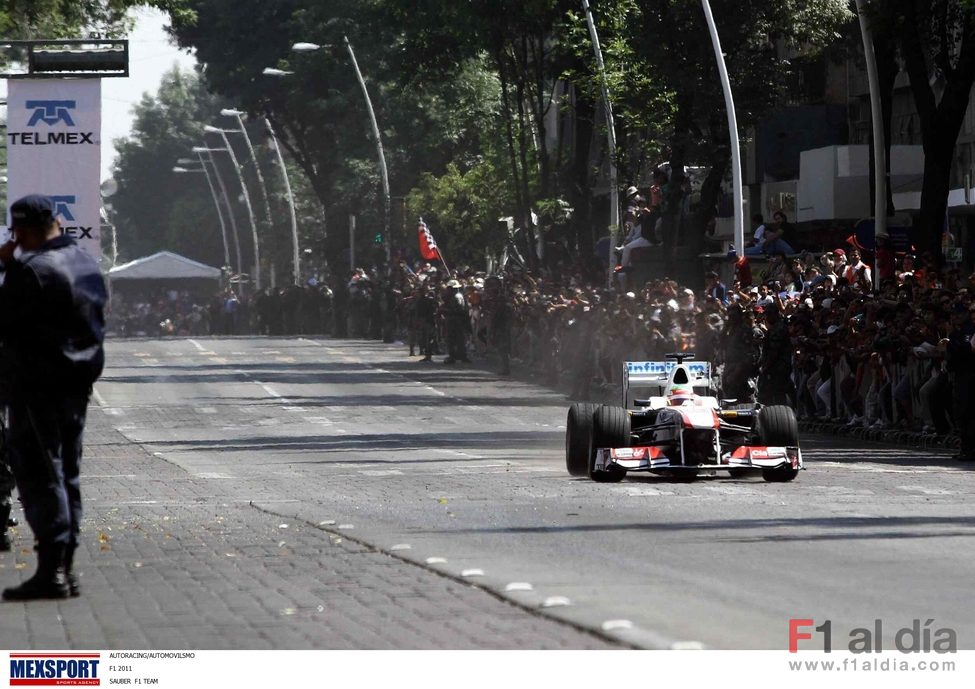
[758,306,794,406]
[0,195,107,600]
[442,283,470,364]
[945,305,975,461]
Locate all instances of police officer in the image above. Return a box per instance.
[720,304,763,402]
[944,303,975,462]
[442,280,471,364]
[758,302,794,406]
[0,439,13,552]
[0,194,107,600]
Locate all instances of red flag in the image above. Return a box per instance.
[418,220,442,261]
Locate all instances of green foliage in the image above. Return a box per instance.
[406,159,514,263]
[111,66,227,265]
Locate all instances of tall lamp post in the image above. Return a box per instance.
[173,158,232,270]
[193,145,243,279]
[263,117,302,286]
[580,0,619,289]
[205,125,262,290]
[219,109,275,263]
[291,39,391,269]
[701,0,744,257]
[855,0,886,290]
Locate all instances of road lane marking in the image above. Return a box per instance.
[425,557,447,565]
[460,568,484,577]
[620,485,676,497]
[187,339,208,352]
[92,389,107,407]
[541,596,571,608]
[601,620,633,631]
[505,582,533,592]
[390,544,411,551]
[359,470,404,477]
[260,384,282,398]
[897,486,956,496]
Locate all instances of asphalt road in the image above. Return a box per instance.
[94,336,975,650]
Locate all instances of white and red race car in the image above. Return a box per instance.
[565,353,802,482]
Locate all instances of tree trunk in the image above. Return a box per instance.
[896,0,975,263]
[569,87,595,253]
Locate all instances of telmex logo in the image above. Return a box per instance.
[51,196,77,222]
[8,653,100,686]
[26,100,77,127]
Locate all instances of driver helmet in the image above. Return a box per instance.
[669,381,696,401]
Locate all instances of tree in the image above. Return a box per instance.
[567,0,851,262]
[888,0,975,259]
[167,0,503,271]
[111,67,228,266]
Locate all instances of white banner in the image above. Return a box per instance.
[5,79,102,260]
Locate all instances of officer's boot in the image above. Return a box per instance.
[63,543,80,597]
[2,543,69,601]
[0,501,10,552]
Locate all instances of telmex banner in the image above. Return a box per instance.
[5,79,102,260]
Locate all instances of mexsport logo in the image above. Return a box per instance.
[25,101,77,127]
[51,196,77,222]
[8,653,100,686]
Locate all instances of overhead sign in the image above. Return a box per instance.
[5,79,102,259]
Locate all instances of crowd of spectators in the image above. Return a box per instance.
[104,235,975,459]
[389,245,975,460]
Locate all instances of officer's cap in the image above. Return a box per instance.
[9,194,55,228]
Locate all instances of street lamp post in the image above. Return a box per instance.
[220,109,276,275]
[194,145,244,279]
[701,0,745,258]
[264,117,302,285]
[174,158,231,270]
[205,125,262,291]
[580,0,619,290]
[292,39,391,269]
[855,0,886,290]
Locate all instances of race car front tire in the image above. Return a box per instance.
[757,405,800,482]
[590,405,630,482]
[566,402,596,477]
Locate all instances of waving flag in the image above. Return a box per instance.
[418,219,442,261]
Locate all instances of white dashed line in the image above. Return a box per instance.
[460,568,485,577]
[504,582,533,592]
[390,544,412,551]
[601,620,634,631]
[671,641,706,650]
[541,596,572,608]
[425,557,448,565]
[187,339,208,352]
[260,384,283,398]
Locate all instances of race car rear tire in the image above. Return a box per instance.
[589,405,630,483]
[566,403,596,477]
[757,405,800,482]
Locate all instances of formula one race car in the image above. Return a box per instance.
[565,353,802,483]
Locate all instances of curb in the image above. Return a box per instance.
[798,420,961,450]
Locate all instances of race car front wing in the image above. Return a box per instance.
[594,444,803,473]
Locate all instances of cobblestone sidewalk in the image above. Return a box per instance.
[0,408,618,650]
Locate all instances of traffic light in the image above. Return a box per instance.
[374,232,384,245]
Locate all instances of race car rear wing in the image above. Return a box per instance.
[622,360,713,408]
